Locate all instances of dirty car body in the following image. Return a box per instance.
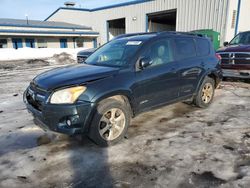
[24,32,222,144]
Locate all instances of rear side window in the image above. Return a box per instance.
[174,38,196,60]
[196,38,210,56]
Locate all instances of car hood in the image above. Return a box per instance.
[33,64,119,91]
[217,44,250,52]
[77,48,96,56]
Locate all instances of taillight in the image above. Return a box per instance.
[215,53,222,60]
[215,53,222,65]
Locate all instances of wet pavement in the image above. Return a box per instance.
[0,58,250,188]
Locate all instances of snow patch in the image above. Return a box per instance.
[0,47,88,61]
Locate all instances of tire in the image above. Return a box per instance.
[195,76,215,108]
[88,99,131,146]
[183,98,194,105]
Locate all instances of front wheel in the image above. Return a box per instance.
[88,99,130,146]
[195,77,215,108]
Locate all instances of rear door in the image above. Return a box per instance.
[134,38,180,111]
[174,37,206,97]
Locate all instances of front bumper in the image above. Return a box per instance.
[24,89,92,135]
[222,69,250,79]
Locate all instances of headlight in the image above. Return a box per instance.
[50,86,86,104]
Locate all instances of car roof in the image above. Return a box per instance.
[113,33,157,41]
[114,31,207,41]
[238,31,250,35]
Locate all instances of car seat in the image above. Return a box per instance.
[151,45,165,66]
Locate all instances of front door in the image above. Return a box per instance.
[134,38,180,112]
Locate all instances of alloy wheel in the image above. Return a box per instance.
[98,108,126,141]
[201,83,213,104]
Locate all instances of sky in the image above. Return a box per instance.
[0,0,137,21]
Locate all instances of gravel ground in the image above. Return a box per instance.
[0,56,250,188]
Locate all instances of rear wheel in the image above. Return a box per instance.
[88,99,130,146]
[195,77,215,108]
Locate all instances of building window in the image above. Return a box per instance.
[0,39,7,48]
[93,38,97,48]
[60,38,68,48]
[76,38,84,48]
[12,38,23,49]
[37,39,47,48]
[25,38,35,48]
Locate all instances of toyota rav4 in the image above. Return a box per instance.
[24,32,222,146]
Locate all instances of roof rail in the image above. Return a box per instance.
[111,31,206,41]
[111,32,157,40]
[158,31,206,37]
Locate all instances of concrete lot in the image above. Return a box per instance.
[0,56,250,188]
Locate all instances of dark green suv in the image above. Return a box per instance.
[24,32,222,146]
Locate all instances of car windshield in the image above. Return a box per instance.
[85,39,143,67]
[229,32,250,45]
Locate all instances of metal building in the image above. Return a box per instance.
[41,0,250,46]
[0,18,98,49]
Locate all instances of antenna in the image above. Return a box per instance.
[25,14,29,25]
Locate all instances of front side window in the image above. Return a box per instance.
[37,39,47,48]
[142,38,174,68]
[0,39,7,48]
[175,38,196,60]
[85,39,143,67]
[230,32,250,45]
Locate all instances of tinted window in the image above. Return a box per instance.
[37,39,47,48]
[196,38,210,56]
[0,39,7,48]
[230,32,250,45]
[175,38,196,60]
[143,38,174,68]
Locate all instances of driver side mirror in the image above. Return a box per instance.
[223,41,229,46]
[139,57,152,70]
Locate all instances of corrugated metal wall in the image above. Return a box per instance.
[109,28,125,40]
[48,0,230,45]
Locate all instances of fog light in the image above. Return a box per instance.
[66,119,72,126]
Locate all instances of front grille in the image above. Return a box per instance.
[218,52,250,65]
[26,86,46,111]
[77,56,88,63]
